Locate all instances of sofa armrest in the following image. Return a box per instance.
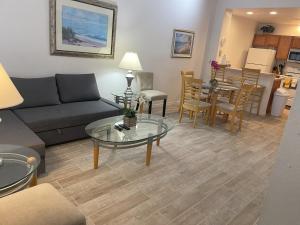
[100,98,123,110]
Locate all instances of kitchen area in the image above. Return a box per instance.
[217,8,300,117]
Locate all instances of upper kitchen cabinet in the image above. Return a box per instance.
[291,37,300,49]
[253,34,267,48]
[253,34,280,48]
[276,36,293,60]
[265,35,280,48]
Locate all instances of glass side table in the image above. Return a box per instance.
[0,145,40,198]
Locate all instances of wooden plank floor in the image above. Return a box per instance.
[39,110,288,225]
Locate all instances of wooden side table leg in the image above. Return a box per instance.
[146,136,153,166]
[93,142,100,169]
[30,172,37,187]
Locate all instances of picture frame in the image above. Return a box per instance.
[171,29,195,58]
[50,0,117,58]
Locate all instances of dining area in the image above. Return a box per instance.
[178,63,265,133]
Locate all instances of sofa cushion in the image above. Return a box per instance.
[13,99,122,132]
[11,77,60,109]
[56,74,100,103]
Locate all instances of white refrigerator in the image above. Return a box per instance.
[245,48,276,73]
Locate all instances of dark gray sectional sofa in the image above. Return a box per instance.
[0,74,122,174]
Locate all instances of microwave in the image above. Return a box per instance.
[288,49,300,63]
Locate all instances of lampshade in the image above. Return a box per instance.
[119,52,143,71]
[0,64,23,109]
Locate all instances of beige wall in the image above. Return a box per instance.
[224,15,257,68]
[0,0,217,104]
[271,24,300,36]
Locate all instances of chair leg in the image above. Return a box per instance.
[257,93,262,116]
[230,113,235,133]
[139,102,144,114]
[193,111,198,128]
[205,108,210,125]
[162,99,167,117]
[179,107,184,123]
[178,95,183,112]
[239,112,243,130]
[135,101,140,111]
[148,101,152,114]
[189,111,193,119]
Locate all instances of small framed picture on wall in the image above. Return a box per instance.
[171,29,195,58]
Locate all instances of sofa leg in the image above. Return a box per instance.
[162,99,167,117]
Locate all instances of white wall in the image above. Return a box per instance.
[222,15,257,68]
[271,24,300,36]
[0,0,217,104]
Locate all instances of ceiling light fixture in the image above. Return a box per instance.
[246,12,254,15]
[270,11,278,15]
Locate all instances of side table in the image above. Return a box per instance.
[0,144,40,198]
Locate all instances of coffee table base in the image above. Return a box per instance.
[92,136,162,169]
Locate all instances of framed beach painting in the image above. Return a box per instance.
[50,0,117,58]
[171,29,195,58]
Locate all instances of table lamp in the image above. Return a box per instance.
[0,64,23,167]
[119,52,143,96]
[0,64,23,114]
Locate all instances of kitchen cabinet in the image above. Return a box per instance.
[253,34,280,48]
[253,35,267,47]
[291,37,300,49]
[276,36,292,60]
[265,35,280,48]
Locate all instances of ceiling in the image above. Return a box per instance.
[232,8,300,25]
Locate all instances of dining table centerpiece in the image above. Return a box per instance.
[210,60,220,91]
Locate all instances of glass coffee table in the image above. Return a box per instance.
[85,114,175,169]
[0,145,40,198]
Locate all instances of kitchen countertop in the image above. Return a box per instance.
[227,67,276,77]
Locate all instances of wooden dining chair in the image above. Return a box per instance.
[242,68,265,115]
[215,83,255,133]
[179,71,194,112]
[179,77,211,128]
[211,64,230,82]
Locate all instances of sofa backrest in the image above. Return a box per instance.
[55,73,100,103]
[11,77,61,109]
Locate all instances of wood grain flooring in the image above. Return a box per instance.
[39,110,288,225]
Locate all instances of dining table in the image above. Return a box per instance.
[202,82,240,127]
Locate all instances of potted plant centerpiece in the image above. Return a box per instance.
[123,108,137,127]
[210,60,220,91]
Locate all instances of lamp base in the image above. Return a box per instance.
[124,71,135,97]
[124,87,134,97]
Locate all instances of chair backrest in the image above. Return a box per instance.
[181,71,194,78]
[242,68,261,87]
[234,83,255,111]
[211,64,229,81]
[182,77,203,105]
[136,72,153,91]
[180,71,195,104]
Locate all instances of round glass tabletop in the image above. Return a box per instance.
[85,114,175,146]
[0,145,40,197]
